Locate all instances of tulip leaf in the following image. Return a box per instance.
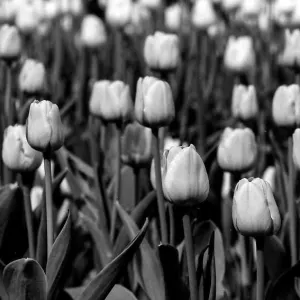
[115,202,166,300]
[106,284,138,300]
[77,219,149,300]
[65,287,85,299]
[3,258,47,300]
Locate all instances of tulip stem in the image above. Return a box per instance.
[134,167,140,205]
[5,63,13,126]
[182,214,197,300]
[256,237,265,300]
[168,203,175,246]
[114,29,124,81]
[44,152,54,257]
[152,128,168,245]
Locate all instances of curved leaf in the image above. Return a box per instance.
[106,284,138,300]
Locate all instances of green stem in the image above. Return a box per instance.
[5,63,13,126]
[134,167,140,206]
[152,128,168,244]
[114,29,124,81]
[256,237,265,300]
[182,214,197,300]
[44,152,54,257]
[168,203,175,246]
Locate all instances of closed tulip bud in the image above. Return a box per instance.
[80,15,107,48]
[161,145,209,206]
[165,3,190,33]
[291,1,300,26]
[273,0,295,26]
[221,0,242,11]
[121,122,152,167]
[231,85,258,120]
[239,0,263,18]
[139,0,162,10]
[293,129,300,169]
[192,0,217,30]
[0,0,17,23]
[224,36,255,73]
[44,0,59,20]
[232,178,281,236]
[217,127,257,172]
[105,0,132,28]
[262,166,276,192]
[26,100,64,152]
[144,31,180,72]
[19,59,46,95]
[89,80,133,123]
[272,84,300,127]
[135,76,175,128]
[15,3,40,34]
[2,125,43,172]
[0,25,22,61]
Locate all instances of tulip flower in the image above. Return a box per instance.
[121,122,152,167]
[144,31,180,72]
[272,84,300,127]
[232,177,281,236]
[217,127,257,172]
[192,0,217,30]
[262,166,276,192]
[105,0,132,27]
[2,125,43,172]
[0,25,22,61]
[19,59,46,95]
[26,100,65,152]
[15,2,40,34]
[293,129,300,169]
[165,3,190,33]
[291,1,300,26]
[231,85,258,120]
[273,0,295,26]
[135,76,175,128]
[224,36,255,74]
[80,15,107,48]
[221,0,242,11]
[89,80,133,123]
[0,0,17,23]
[139,0,162,10]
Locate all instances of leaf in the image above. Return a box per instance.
[3,258,47,300]
[106,284,138,300]
[46,212,72,300]
[115,202,166,300]
[65,287,85,299]
[77,219,149,300]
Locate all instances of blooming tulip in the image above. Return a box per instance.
[232,178,281,236]
[0,25,22,61]
[293,129,300,169]
[139,0,161,10]
[80,15,107,48]
[192,0,217,30]
[224,36,255,73]
[161,145,209,206]
[217,127,257,172]
[121,122,152,167]
[144,31,180,72]
[2,125,43,172]
[221,0,242,11]
[272,84,300,127]
[231,85,258,120]
[26,100,64,152]
[19,59,46,95]
[89,80,133,123]
[273,0,295,26]
[105,0,132,27]
[0,0,17,23]
[165,3,190,33]
[135,76,175,128]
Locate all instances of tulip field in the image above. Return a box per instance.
[1,0,300,299]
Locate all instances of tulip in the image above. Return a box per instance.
[273,0,295,26]
[44,0,59,20]
[239,0,263,18]
[160,145,209,206]
[80,15,107,48]
[258,3,272,33]
[231,85,258,120]
[272,84,300,127]
[105,0,132,28]
[2,125,43,172]
[89,80,133,123]
[262,166,276,192]
[0,25,22,61]
[293,129,300,169]
[221,0,242,11]
[135,76,175,128]
[0,0,17,23]
[144,31,180,72]
[224,36,255,73]
[192,0,217,30]
[217,127,257,172]
[19,59,46,95]
[30,185,43,211]
[59,0,83,15]
[139,0,161,10]
[207,21,226,38]
[232,177,281,236]
[165,3,190,33]
[291,1,300,26]
[121,122,152,167]
[26,100,64,152]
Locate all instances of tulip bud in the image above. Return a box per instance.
[105,0,132,28]
[139,0,162,10]
[80,15,107,48]
[44,0,59,20]
[262,166,276,192]
[89,80,133,123]
[272,84,300,127]
[224,36,255,74]
[231,85,258,120]
[239,0,263,19]
[221,0,242,11]
[165,3,190,33]
[293,128,300,169]
[135,76,175,128]
[273,0,295,27]
[15,3,40,34]
[291,1,300,27]
[192,0,217,30]
[30,185,43,211]
[19,59,46,95]
[217,127,257,172]
[0,0,17,23]
[0,25,22,61]
[26,100,65,152]
[232,178,281,236]
[121,122,152,167]
[2,125,43,172]
[144,31,180,72]
[161,145,209,206]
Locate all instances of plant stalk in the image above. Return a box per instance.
[134,167,140,206]
[256,237,265,300]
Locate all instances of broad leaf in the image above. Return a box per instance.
[106,284,138,300]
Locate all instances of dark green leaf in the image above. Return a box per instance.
[106,284,138,300]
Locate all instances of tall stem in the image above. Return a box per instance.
[168,203,175,246]
[114,29,124,81]
[5,63,13,126]
[256,237,265,300]
[134,167,140,206]
[182,214,197,300]
[44,152,54,257]
[152,128,168,244]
